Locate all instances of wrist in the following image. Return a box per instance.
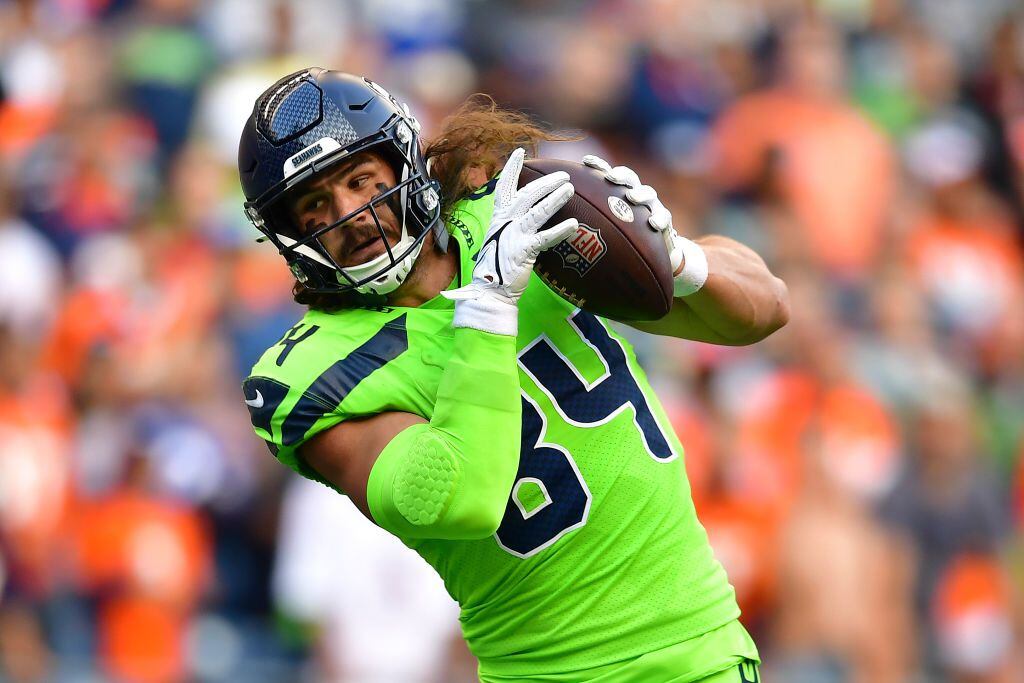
[672,237,709,297]
[451,290,519,336]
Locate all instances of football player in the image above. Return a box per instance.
[239,68,787,683]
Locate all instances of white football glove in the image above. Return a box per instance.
[582,155,708,296]
[443,148,578,335]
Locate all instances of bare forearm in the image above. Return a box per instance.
[576,155,789,345]
[630,235,789,344]
[683,235,790,341]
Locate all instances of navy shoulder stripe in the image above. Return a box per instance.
[281,314,409,446]
[465,177,498,200]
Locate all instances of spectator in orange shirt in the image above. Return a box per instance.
[712,18,895,281]
[0,324,72,599]
[73,453,212,683]
[728,272,902,516]
[670,369,779,631]
[901,119,1024,369]
[689,271,904,639]
[771,421,916,683]
[932,555,1018,683]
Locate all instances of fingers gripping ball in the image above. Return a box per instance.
[444,148,578,336]
[520,159,674,321]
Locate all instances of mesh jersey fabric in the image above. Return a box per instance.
[243,181,744,678]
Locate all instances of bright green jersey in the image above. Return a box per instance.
[244,185,746,679]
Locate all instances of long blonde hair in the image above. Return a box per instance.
[424,94,575,217]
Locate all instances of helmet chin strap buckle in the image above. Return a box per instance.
[422,187,438,211]
[290,262,310,283]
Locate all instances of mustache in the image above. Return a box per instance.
[342,226,387,253]
[301,215,394,245]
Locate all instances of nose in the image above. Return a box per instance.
[332,186,372,227]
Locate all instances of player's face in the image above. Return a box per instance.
[289,151,401,267]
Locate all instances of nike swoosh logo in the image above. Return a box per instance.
[245,390,264,409]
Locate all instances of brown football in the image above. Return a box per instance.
[519,158,673,321]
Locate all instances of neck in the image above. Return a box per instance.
[386,232,459,308]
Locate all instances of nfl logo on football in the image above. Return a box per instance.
[553,223,607,276]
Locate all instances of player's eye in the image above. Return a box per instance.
[350,174,371,190]
[298,195,329,214]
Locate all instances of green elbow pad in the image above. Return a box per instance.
[367,424,502,540]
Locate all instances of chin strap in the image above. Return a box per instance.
[432,214,450,254]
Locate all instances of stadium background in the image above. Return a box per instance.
[0,0,1022,681]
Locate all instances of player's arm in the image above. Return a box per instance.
[629,234,789,345]
[302,149,578,541]
[581,156,789,345]
[301,325,521,539]
[303,412,424,517]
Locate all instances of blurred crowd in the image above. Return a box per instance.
[0,0,1021,681]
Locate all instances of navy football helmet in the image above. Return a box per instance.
[238,68,444,296]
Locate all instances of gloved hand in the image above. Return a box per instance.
[582,155,707,297]
[444,148,578,335]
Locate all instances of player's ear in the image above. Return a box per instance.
[464,165,489,190]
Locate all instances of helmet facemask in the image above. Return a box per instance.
[242,75,443,299]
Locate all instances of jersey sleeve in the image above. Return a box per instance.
[243,191,495,489]
[242,312,414,489]
[242,373,343,487]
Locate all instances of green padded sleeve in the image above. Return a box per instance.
[367,326,521,540]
